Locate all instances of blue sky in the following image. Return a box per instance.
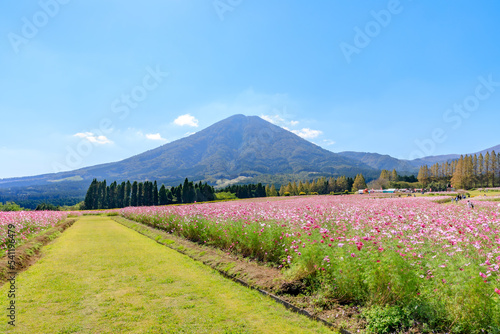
[1,0,500,178]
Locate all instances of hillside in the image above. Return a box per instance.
[338,152,418,174]
[0,115,378,207]
[339,144,500,173]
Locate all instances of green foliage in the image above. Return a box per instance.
[61,201,84,211]
[35,203,61,211]
[363,305,412,333]
[352,173,367,192]
[83,178,216,209]
[215,192,237,200]
[217,183,266,199]
[0,201,24,211]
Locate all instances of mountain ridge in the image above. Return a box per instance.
[338,144,500,173]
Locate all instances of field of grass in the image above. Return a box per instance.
[0,216,333,333]
[468,188,500,197]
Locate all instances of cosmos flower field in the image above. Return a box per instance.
[0,211,69,254]
[121,195,500,332]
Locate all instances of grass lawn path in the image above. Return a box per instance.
[0,216,333,333]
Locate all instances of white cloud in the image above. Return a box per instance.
[261,114,300,129]
[323,139,336,146]
[184,132,196,137]
[74,132,112,144]
[174,114,199,127]
[291,128,323,139]
[261,114,285,125]
[145,133,166,141]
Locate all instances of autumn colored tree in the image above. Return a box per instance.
[390,169,399,182]
[417,165,431,186]
[351,174,367,192]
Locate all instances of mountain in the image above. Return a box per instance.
[78,114,377,181]
[0,115,378,207]
[338,152,418,174]
[477,144,500,156]
[338,144,500,173]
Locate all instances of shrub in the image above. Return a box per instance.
[363,305,412,334]
[215,192,238,200]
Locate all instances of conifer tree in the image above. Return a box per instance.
[256,183,266,197]
[109,181,117,209]
[270,184,278,196]
[117,182,125,208]
[159,184,167,205]
[379,170,391,180]
[485,152,491,187]
[478,153,485,187]
[131,181,138,206]
[351,174,367,192]
[473,154,479,187]
[153,181,159,206]
[390,169,399,182]
[336,176,349,192]
[279,185,286,196]
[98,180,107,209]
[299,181,306,194]
[497,152,500,186]
[124,181,132,207]
[138,182,145,206]
[83,179,98,210]
[490,151,497,187]
[451,156,464,189]
[417,166,430,186]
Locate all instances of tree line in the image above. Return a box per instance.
[83,172,376,210]
[83,178,216,210]
[260,174,367,196]
[217,183,267,198]
[367,169,420,190]
[417,150,500,190]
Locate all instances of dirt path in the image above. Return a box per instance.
[0,216,333,333]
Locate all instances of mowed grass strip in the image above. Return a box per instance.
[0,216,333,333]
